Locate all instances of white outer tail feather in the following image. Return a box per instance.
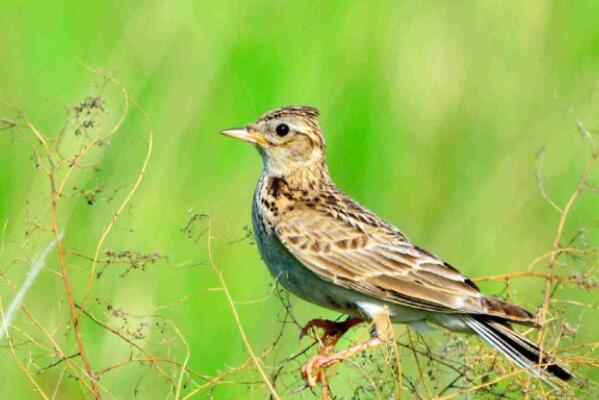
[463,315,567,388]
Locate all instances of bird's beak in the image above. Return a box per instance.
[220,127,267,145]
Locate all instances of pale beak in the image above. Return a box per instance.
[220,127,267,145]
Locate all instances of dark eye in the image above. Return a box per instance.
[275,123,290,137]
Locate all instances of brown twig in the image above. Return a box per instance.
[537,150,598,344]
[205,216,282,400]
[48,171,101,399]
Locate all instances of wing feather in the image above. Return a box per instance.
[275,198,535,323]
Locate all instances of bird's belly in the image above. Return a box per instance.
[254,229,353,312]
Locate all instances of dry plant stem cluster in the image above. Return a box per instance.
[528,146,599,398]
[5,77,246,399]
[11,75,127,398]
[0,70,152,399]
[1,76,295,400]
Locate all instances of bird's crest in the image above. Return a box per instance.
[257,106,320,123]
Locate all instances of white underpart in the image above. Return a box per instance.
[357,300,388,320]
[357,299,429,325]
[462,316,557,388]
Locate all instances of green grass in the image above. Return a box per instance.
[0,1,598,399]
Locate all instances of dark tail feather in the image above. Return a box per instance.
[464,315,572,382]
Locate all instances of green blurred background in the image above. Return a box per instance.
[0,1,598,399]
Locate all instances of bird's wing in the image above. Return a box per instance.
[275,196,534,323]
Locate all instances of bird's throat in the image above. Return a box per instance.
[264,159,332,192]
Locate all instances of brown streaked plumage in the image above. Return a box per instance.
[221,106,572,389]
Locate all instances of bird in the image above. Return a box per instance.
[220,106,572,389]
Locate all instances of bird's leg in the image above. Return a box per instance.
[301,311,391,389]
[300,317,364,397]
[301,335,386,388]
[300,317,364,352]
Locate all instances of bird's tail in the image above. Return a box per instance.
[464,315,572,382]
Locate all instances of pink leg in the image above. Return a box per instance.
[300,317,365,393]
[300,317,364,350]
[301,335,386,388]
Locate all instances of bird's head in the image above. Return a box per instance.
[221,106,327,177]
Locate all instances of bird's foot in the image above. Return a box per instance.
[299,317,364,394]
[300,335,386,389]
[301,353,338,388]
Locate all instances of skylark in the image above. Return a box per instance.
[221,106,572,389]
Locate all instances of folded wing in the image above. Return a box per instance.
[275,196,534,324]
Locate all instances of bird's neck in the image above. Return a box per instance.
[262,158,332,191]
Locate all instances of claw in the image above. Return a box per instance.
[298,317,368,391]
[299,335,386,389]
[301,354,340,388]
[299,324,313,340]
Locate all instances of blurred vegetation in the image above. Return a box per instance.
[0,1,598,399]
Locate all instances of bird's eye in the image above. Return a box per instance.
[275,123,290,137]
